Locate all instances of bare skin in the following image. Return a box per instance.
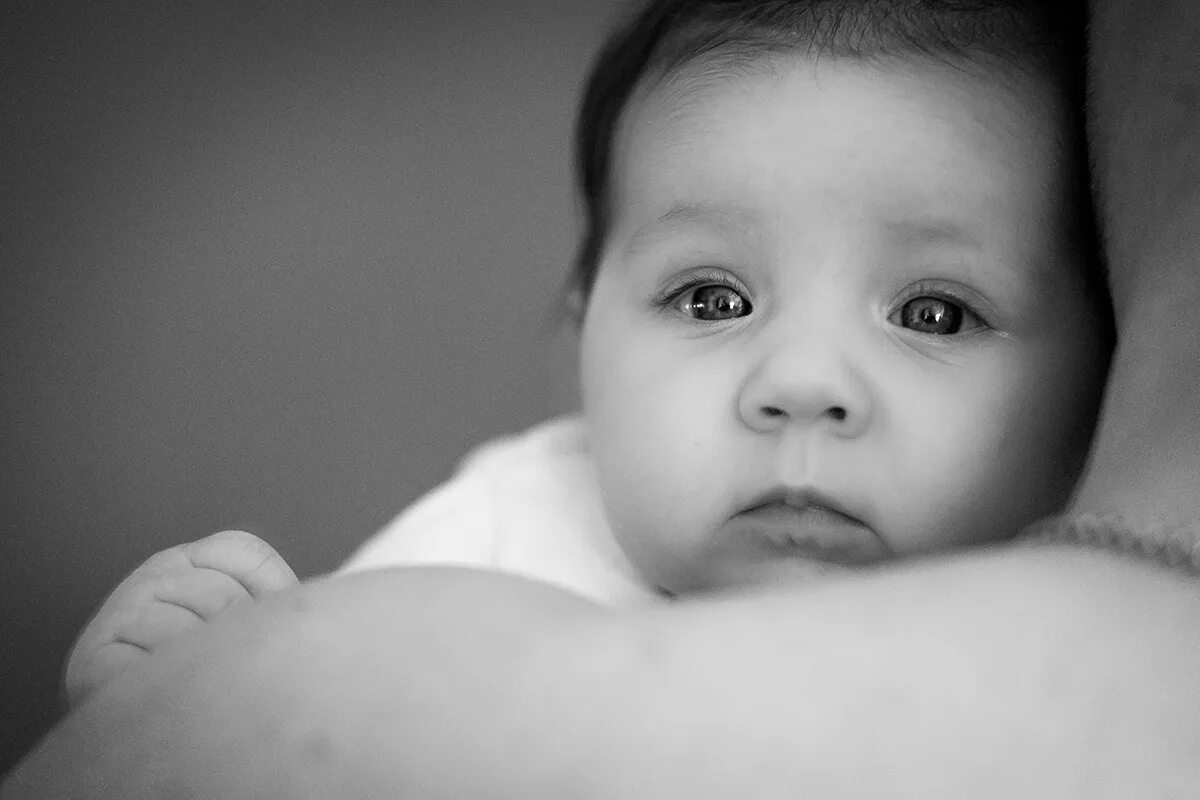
[7,553,1200,798]
[63,530,298,708]
[5,0,1200,796]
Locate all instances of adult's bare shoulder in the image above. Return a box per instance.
[0,568,608,800]
[6,551,1200,799]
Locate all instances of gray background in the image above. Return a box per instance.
[1,0,623,773]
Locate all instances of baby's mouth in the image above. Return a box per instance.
[730,499,890,566]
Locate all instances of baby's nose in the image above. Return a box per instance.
[736,337,871,437]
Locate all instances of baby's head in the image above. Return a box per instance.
[570,0,1112,595]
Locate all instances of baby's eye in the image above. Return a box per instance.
[895,295,982,335]
[674,284,752,321]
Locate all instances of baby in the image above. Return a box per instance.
[64,0,1113,706]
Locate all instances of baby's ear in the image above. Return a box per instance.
[535,280,587,338]
[564,283,586,323]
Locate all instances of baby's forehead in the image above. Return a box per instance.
[613,53,1069,200]
[602,51,1081,287]
[635,47,1056,127]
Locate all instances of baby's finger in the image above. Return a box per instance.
[63,638,145,705]
[106,598,210,651]
[64,601,207,707]
[182,530,299,597]
[71,565,249,659]
[147,567,256,620]
[64,640,146,708]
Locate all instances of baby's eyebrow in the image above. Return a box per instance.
[882,218,983,251]
[621,203,762,258]
[651,203,758,228]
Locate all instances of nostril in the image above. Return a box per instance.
[762,406,786,418]
[828,406,847,422]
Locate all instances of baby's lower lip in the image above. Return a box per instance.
[729,503,889,565]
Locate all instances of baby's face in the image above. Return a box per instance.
[579,54,1110,595]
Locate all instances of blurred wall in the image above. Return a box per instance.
[0,0,623,773]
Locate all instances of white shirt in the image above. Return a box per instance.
[339,415,662,606]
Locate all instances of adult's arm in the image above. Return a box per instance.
[6,0,1200,796]
[4,554,1200,799]
[1068,0,1200,525]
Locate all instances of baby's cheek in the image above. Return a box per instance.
[875,456,997,555]
[600,458,716,588]
[605,503,680,590]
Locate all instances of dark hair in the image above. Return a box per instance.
[561,0,1110,341]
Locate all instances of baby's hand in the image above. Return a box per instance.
[63,530,298,708]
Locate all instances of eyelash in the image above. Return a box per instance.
[650,273,989,334]
[651,269,749,311]
[891,280,990,332]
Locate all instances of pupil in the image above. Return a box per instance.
[905,298,960,334]
[694,286,743,318]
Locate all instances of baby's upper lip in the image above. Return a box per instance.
[743,486,863,523]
